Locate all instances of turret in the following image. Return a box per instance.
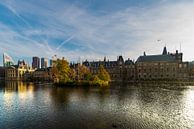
[162,46,167,55]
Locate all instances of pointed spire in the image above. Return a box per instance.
[162,46,167,55]
[143,51,146,56]
[104,56,106,62]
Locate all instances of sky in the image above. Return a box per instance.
[0,0,194,66]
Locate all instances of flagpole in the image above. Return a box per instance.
[3,53,5,67]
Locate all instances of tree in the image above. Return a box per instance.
[51,59,71,83]
[69,69,76,81]
[78,65,91,80]
[97,65,110,82]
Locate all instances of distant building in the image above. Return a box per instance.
[83,56,135,82]
[33,67,52,81]
[0,67,5,80]
[50,59,53,67]
[5,60,34,81]
[136,47,189,81]
[32,57,40,69]
[124,58,136,81]
[41,58,48,68]
[189,62,194,81]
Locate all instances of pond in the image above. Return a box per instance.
[0,81,194,129]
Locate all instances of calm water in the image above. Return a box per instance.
[0,82,194,129]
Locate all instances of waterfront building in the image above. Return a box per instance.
[189,62,194,81]
[33,67,52,81]
[5,60,34,81]
[136,47,189,81]
[83,56,135,81]
[41,58,48,68]
[0,67,5,80]
[123,58,136,81]
[32,57,40,69]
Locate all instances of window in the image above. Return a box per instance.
[179,64,182,68]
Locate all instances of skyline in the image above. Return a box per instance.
[0,0,194,65]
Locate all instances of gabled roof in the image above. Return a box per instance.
[136,54,176,62]
[125,59,134,65]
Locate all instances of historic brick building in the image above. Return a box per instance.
[82,47,189,82]
[0,67,5,80]
[5,60,34,81]
[136,47,189,81]
[33,67,52,81]
[83,56,135,82]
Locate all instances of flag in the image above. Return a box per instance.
[3,53,14,67]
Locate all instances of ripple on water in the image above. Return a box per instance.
[0,83,194,129]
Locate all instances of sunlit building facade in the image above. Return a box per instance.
[136,47,189,81]
[5,60,34,81]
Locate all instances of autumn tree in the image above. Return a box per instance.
[69,69,76,81]
[51,58,71,83]
[97,65,110,82]
[77,65,92,81]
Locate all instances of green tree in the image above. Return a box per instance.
[97,65,110,82]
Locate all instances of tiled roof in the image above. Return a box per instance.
[136,54,176,62]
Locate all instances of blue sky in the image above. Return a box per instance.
[0,0,194,66]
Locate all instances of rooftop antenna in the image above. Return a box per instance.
[180,43,182,53]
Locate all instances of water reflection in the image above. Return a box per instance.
[0,81,194,129]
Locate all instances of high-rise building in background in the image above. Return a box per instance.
[41,58,48,68]
[32,57,40,69]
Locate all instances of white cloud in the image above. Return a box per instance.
[0,0,194,65]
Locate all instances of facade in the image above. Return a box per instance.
[82,47,189,82]
[123,59,136,81]
[83,56,135,82]
[41,58,48,68]
[5,60,34,81]
[136,47,189,81]
[5,66,18,80]
[32,57,40,69]
[0,67,5,80]
[33,67,52,81]
[189,62,194,81]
